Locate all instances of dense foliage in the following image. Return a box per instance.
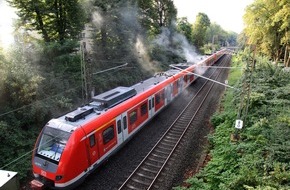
[177,15,238,54]
[8,0,86,42]
[243,0,289,66]
[175,49,290,190]
[0,0,238,185]
[0,0,181,182]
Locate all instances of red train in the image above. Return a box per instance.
[31,49,227,189]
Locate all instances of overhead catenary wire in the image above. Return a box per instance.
[1,58,229,170]
[196,66,242,69]
[0,131,65,170]
[92,63,129,75]
[0,85,82,118]
[0,148,35,170]
[0,63,132,170]
[169,64,238,90]
[0,62,132,118]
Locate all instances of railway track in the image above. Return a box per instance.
[118,55,231,190]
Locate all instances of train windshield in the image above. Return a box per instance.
[37,126,71,162]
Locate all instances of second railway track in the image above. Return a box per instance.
[118,55,232,190]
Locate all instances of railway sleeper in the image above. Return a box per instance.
[146,160,163,168]
[173,123,187,129]
[181,112,194,117]
[158,145,173,151]
[160,141,175,148]
[167,130,183,136]
[162,138,177,144]
[170,128,185,133]
[141,163,161,172]
[131,177,151,187]
[140,166,158,174]
[164,135,179,141]
[135,168,157,178]
[180,113,194,119]
[175,120,190,126]
[154,148,170,155]
[148,156,165,164]
[125,183,143,190]
[167,132,182,138]
[151,153,168,159]
[136,171,155,180]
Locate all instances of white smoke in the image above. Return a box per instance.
[92,11,103,28]
[153,28,202,64]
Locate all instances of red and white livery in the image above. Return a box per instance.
[31,49,227,189]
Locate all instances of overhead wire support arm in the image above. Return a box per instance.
[92,63,128,75]
[197,66,242,69]
[169,65,238,90]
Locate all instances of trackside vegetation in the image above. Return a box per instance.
[175,49,290,190]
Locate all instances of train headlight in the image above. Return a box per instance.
[55,175,63,181]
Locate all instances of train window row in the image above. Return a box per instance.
[129,110,137,125]
[141,103,148,116]
[149,97,155,110]
[89,134,95,147]
[117,120,122,134]
[103,126,114,144]
[155,91,164,105]
[123,116,127,130]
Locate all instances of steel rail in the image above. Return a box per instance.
[118,55,230,190]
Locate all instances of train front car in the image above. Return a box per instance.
[31,119,88,189]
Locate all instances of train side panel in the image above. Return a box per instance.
[31,50,227,189]
[54,130,90,189]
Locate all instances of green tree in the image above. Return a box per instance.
[226,31,238,46]
[8,0,85,43]
[138,0,177,36]
[204,23,227,52]
[192,12,211,51]
[176,17,193,44]
[243,0,289,65]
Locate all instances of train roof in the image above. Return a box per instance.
[49,67,188,133]
[44,48,228,133]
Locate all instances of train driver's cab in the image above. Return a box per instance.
[36,125,71,163]
[37,126,70,161]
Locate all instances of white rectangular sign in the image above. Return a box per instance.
[235,120,243,129]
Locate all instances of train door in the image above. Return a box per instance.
[122,114,129,140]
[116,114,129,145]
[165,84,172,104]
[148,96,155,118]
[87,132,99,167]
[179,78,183,92]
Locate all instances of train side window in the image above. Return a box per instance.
[141,103,147,116]
[123,116,127,129]
[89,134,96,147]
[103,126,114,144]
[174,81,178,88]
[155,94,160,105]
[149,99,152,110]
[161,90,165,99]
[129,110,137,124]
[184,75,188,82]
[117,120,122,134]
[152,97,155,108]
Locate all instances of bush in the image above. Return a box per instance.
[177,51,290,189]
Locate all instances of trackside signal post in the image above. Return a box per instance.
[232,46,256,142]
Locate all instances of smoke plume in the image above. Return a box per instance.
[153,28,202,64]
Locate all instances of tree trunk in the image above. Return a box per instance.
[33,2,50,42]
[284,45,289,67]
[54,0,65,42]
